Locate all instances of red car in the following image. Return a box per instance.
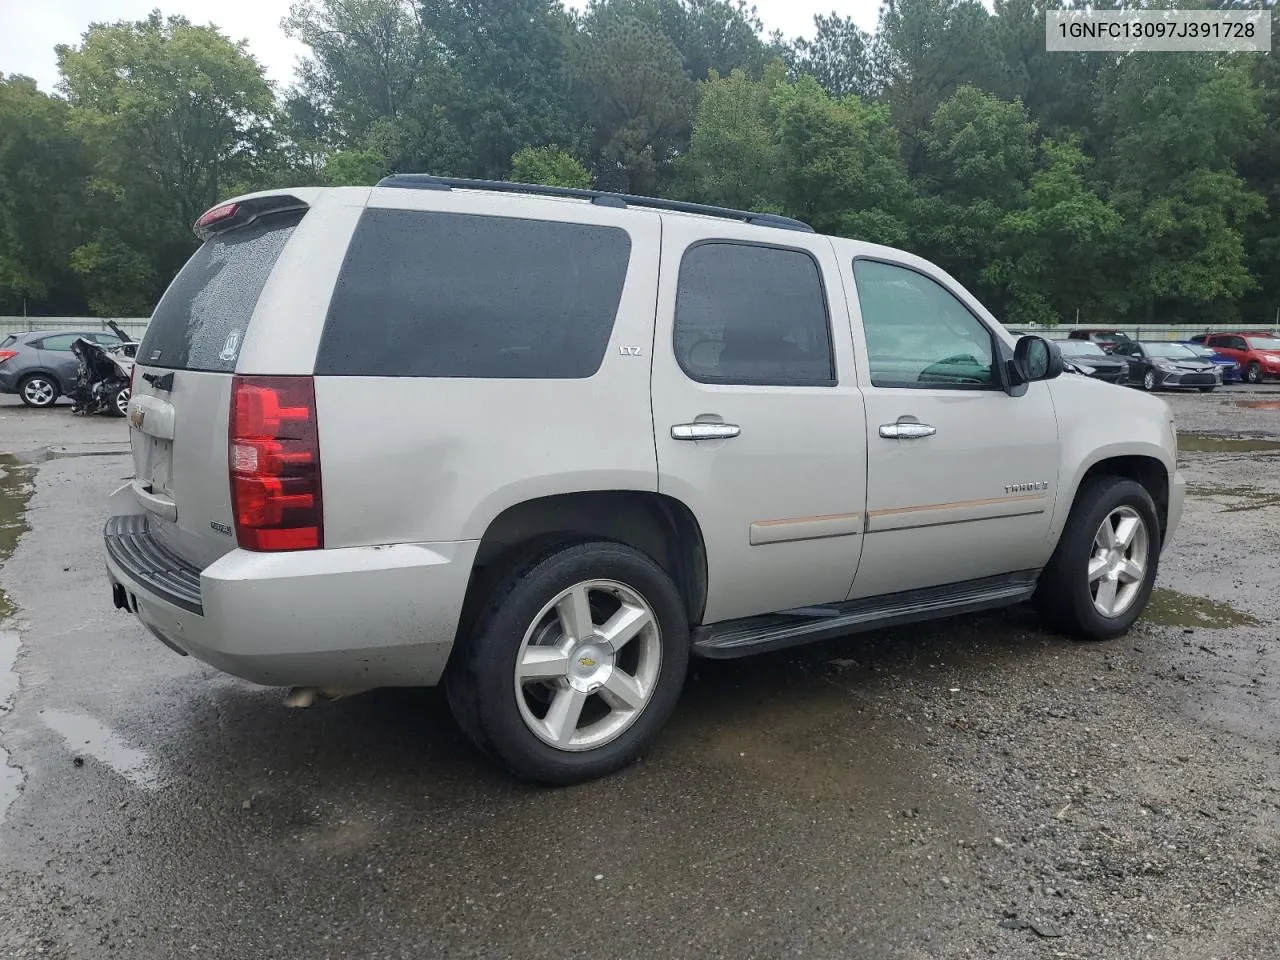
[1201,332,1280,384]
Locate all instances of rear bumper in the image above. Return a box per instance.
[104,504,479,688]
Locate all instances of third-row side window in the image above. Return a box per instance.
[317,209,632,379]
[674,241,835,386]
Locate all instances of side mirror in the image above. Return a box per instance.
[1011,335,1063,384]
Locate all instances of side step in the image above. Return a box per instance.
[692,570,1040,659]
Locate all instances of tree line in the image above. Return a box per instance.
[0,0,1276,327]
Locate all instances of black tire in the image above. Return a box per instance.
[1245,362,1263,384]
[109,386,130,417]
[1198,386,1215,393]
[17,374,59,408]
[445,540,690,784]
[1034,476,1161,641]
[1141,369,1157,391]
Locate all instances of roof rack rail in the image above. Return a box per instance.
[375,174,815,233]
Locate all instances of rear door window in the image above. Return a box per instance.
[673,241,834,386]
[138,210,304,371]
[316,209,632,379]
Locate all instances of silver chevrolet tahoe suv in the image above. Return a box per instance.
[105,177,1185,784]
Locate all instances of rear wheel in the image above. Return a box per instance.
[1034,476,1160,640]
[18,375,58,408]
[446,540,690,784]
[1245,362,1263,384]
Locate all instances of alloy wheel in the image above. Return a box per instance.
[21,377,56,407]
[1088,506,1149,618]
[513,579,662,752]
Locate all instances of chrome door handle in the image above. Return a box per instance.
[879,422,936,440]
[671,422,741,441]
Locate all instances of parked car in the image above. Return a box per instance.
[1178,341,1242,383]
[1057,340,1130,383]
[1199,333,1280,384]
[1067,329,1133,353]
[1112,341,1221,392]
[0,329,127,407]
[104,178,1184,784]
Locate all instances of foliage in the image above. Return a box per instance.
[3,0,1277,326]
[510,146,593,188]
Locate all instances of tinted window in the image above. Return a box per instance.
[140,210,303,371]
[36,333,86,351]
[852,259,995,389]
[674,242,833,385]
[317,210,631,379]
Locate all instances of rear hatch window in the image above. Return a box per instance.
[138,210,305,371]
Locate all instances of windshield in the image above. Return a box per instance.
[1060,341,1106,357]
[1246,337,1280,350]
[1143,342,1198,359]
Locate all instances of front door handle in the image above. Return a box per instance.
[671,422,741,441]
[879,421,936,440]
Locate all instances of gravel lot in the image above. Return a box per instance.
[0,385,1278,959]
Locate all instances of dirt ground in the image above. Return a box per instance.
[0,386,1278,960]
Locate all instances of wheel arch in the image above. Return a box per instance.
[462,490,708,632]
[1062,451,1170,544]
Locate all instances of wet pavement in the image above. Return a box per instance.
[0,386,1278,959]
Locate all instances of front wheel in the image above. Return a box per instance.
[1245,362,1263,384]
[446,541,690,784]
[1034,476,1160,640]
[110,386,130,417]
[1141,370,1157,391]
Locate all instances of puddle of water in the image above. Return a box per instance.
[1187,484,1280,513]
[41,709,164,790]
[0,454,36,620]
[1234,400,1280,410]
[1177,433,1280,454]
[1142,587,1262,629]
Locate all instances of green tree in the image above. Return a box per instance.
[510,146,593,188]
[0,75,91,315]
[791,14,876,99]
[677,65,781,210]
[1097,54,1265,321]
[421,0,584,178]
[323,147,388,185]
[575,13,698,193]
[56,12,280,311]
[913,86,1037,305]
[985,138,1121,325]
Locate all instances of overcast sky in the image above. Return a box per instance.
[0,0,886,94]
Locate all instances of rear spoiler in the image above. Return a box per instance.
[193,194,310,241]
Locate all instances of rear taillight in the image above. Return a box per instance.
[0,350,16,364]
[229,376,323,552]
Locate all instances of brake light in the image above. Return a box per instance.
[196,202,239,228]
[229,376,323,551]
[0,350,16,364]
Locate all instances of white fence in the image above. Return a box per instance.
[0,317,150,341]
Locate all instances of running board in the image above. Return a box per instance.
[692,570,1040,659]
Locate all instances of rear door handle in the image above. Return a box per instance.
[879,422,936,440]
[671,423,741,441]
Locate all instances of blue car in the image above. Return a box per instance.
[1179,341,1242,383]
